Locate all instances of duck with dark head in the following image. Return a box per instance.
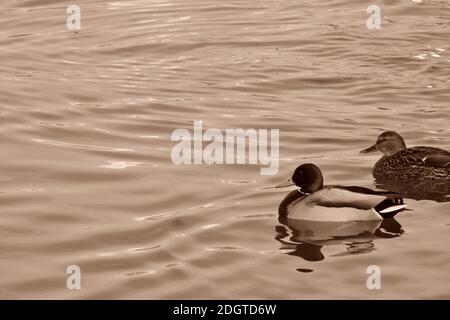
[276,163,406,222]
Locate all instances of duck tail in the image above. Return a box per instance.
[374,197,407,218]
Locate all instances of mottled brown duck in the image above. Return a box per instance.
[360,131,450,194]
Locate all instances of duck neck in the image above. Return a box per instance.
[382,141,407,156]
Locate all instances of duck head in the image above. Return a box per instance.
[360,131,406,156]
[276,163,324,193]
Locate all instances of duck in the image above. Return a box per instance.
[276,163,406,222]
[360,131,450,194]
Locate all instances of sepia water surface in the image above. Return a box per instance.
[0,0,449,299]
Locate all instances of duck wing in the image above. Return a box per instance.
[392,147,450,169]
[398,146,449,157]
[329,185,399,196]
[422,154,450,168]
[307,188,395,210]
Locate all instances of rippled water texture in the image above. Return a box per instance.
[0,0,449,299]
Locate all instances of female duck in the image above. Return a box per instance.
[277,163,406,222]
[360,131,449,193]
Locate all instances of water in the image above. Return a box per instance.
[0,0,449,299]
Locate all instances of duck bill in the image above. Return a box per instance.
[360,143,377,154]
[276,178,295,188]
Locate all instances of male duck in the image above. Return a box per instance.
[277,163,406,222]
[360,131,450,193]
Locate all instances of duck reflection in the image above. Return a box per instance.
[275,217,404,262]
[375,181,450,203]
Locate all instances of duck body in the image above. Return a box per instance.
[361,132,450,194]
[373,147,449,181]
[279,187,404,222]
[277,164,406,222]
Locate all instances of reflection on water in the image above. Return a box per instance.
[375,181,450,203]
[276,218,404,264]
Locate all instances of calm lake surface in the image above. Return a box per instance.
[0,0,449,299]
